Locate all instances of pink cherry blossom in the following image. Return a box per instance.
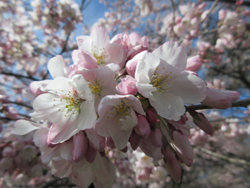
[31,75,96,144]
[76,26,125,68]
[135,42,206,121]
[95,95,145,149]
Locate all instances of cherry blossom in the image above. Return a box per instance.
[95,94,144,149]
[135,42,206,121]
[31,75,96,144]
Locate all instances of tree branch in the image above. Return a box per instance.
[8,101,32,109]
[187,98,250,111]
[194,146,250,167]
[1,71,39,81]
[205,0,250,7]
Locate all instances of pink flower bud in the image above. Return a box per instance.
[85,128,105,151]
[107,137,116,149]
[85,144,97,163]
[172,131,193,167]
[176,115,188,124]
[221,90,240,101]
[116,75,138,95]
[127,45,147,59]
[148,128,162,148]
[186,55,202,72]
[162,146,181,183]
[126,59,138,77]
[134,115,151,139]
[129,132,141,150]
[189,110,214,136]
[146,109,158,125]
[126,51,147,77]
[73,131,88,162]
[202,88,239,109]
[139,138,162,160]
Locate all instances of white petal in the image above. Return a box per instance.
[33,127,49,148]
[48,121,80,144]
[120,109,138,131]
[107,123,132,149]
[48,55,67,79]
[77,100,97,130]
[135,53,160,84]
[153,42,187,71]
[12,120,39,135]
[137,83,156,98]
[90,26,110,54]
[33,93,67,123]
[149,92,185,121]
[45,77,72,93]
[71,74,93,101]
[60,140,73,161]
[76,35,93,53]
[170,72,206,104]
[104,43,124,65]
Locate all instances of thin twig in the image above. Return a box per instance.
[194,146,250,167]
[1,71,39,81]
[187,98,250,111]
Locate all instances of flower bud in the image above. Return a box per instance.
[134,115,151,139]
[172,131,193,167]
[189,110,214,136]
[73,131,88,162]
[186,55,202,72]
[162,146,181,183]
[129,132,141,150]
[116,75,138,95]
[202,88,239,109]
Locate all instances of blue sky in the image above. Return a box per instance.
[81,0,109,25]
[73,0,109,36]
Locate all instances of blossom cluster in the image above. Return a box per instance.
[0,125,51,187]
[12,26,239,187]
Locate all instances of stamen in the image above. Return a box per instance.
[89,81,103,96]
[150,72,174,93]
[109,100,131,121]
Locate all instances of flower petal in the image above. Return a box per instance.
[12,120,39,135]
[153,42,187,71]
[149,92,185,121]
[170,72,206,104]
[47,55,67,79]
[91,26,110,53]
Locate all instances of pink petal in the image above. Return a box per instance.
[73,131,88,162]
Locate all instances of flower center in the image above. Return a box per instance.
[107,100,131,120]
[54,89,85,115]
[150,70,173,93]
[89,81,103,96]
[92,47,106,65]
[64,96,85,114]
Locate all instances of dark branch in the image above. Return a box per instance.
[1,71,39,81]
[205,0,250,7]
[187,98,250,111]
